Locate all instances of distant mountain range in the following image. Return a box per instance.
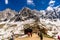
[0,6,60,22]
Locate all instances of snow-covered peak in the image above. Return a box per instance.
[40,10,46,15]
[46,6,54,11]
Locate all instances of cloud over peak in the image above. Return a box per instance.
[49,0,55,6]
[5,0,8,4]
[27,0,35,6]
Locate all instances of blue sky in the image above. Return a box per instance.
[0,0,60,11]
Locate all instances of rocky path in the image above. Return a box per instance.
[14,33,54,40]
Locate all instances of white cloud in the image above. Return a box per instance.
[49,0,55,6]
[5,0,8,4]
[27,0,35,6]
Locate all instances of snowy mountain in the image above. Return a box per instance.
[0,6,60,22]
[0,8,17,22]
[0,7,60,40]
[1,7,40,22]
[39,6,60,39]
[40,6,60,21]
